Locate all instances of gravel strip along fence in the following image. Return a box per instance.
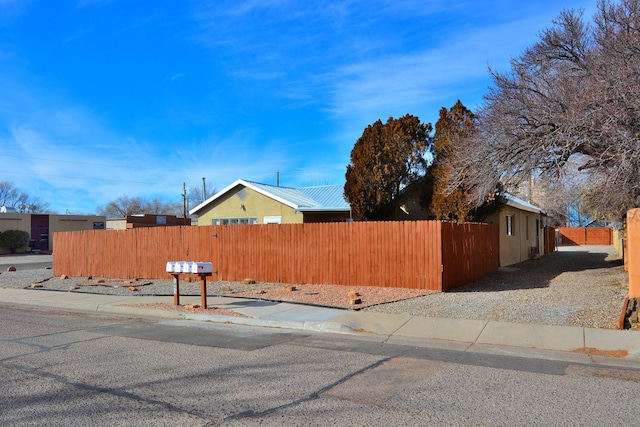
[0,245,628,329]
[365,245,628,329]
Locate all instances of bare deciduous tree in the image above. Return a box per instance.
[450,0,640,221]
[96,195,182,218]
[0,181,51,213]
[188,185,216,209]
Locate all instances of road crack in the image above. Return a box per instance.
[225,354,402,420]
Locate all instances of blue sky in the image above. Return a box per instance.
[1,0,596,214]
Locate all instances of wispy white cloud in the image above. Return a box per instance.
[315,2,600,139]
[189,0,564,131]
[4,119,176,213]
[170,72,188,81]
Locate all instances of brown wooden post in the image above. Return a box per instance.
[172,273,180,306]
[199,274,207,309]
[628,209,640,299]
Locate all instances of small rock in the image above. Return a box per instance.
[30,283,43,288]
[69,285,79,290]
[349,297,362,305]
[347,290,360,298]
[285,286,297,292]
[255,289,266,294]
[60,274,69,280]
[128,286,138,292]
[184,304,200,309]
[6,266,16,272]
[92,279,104,284]
[243,278,257,284]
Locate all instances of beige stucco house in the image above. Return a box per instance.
[189,179,351,225]
[485,193,547,266]
[390,186,548,266]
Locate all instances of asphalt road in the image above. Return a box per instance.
[2,304,640,426]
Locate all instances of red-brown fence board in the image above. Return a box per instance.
[53,220,499,291]
[558,227,613,245]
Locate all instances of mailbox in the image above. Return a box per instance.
[190,262,213,274]
[166,261,213,274]
[165,261,177,273]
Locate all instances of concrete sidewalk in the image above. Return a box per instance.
[2,286,640,366]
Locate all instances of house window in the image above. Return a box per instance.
[212,217,258,225]
[506,215,514,236]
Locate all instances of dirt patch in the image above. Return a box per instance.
[126,303,253,318]
[571,347,629,358]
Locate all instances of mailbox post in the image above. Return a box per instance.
[166,261,215,309]
[198,273,210,309]
[172,273,180,305]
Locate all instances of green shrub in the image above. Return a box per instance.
[0,230,30,253]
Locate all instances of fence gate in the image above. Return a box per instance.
[557,227,613,245]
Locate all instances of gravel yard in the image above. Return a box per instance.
[366,245,628,329]
[0,245,628,329]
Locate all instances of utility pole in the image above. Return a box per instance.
[202,177,207,202]
[182,182,187,224]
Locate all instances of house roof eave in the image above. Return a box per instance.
[296,207,351,213]
[503,193,546,215]
[189,179,302,215]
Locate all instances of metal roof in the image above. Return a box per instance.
[247,181,320,209]
[502,193,546,215]
[190,179,350,215]
[297,184,349,211]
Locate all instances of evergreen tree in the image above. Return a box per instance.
[344,114,432,220]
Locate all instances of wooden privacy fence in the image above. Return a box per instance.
[558,227,613,245]
[544,226,556,254]
[53,221,499,291]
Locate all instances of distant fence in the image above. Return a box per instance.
[53,221,499,291]
[558,227,613,245]
[544,226,556,254]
